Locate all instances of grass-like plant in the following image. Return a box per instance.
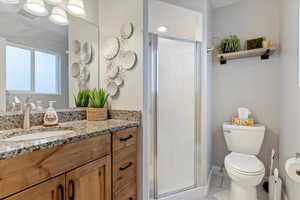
[74,90,90,107]
[220,35,241,53]
[89,88,109,108]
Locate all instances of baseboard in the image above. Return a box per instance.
[157,168,213,200]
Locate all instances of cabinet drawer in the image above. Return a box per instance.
[112,127,137,152]
[112,144,137,193]
[0,134,111,199]
[113,178,136,200]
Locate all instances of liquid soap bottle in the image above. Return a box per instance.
[43,101,58,126]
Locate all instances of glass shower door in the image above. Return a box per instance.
[155,36,198,198]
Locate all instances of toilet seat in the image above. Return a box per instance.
[225,152,265,176]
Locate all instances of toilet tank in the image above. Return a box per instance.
[223,122,265,155]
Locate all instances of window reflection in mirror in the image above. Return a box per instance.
[0,3,68,112]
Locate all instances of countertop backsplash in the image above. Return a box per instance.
[0,108,141,130]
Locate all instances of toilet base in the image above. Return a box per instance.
[230,181,257,200]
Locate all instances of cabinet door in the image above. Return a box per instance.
[5,175,65,200]
[66,155,111,200]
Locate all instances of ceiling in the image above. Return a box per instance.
[158,0,242,11]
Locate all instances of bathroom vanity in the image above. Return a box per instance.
[0,119,139,200]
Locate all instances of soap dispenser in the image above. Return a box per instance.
[43,101,58,127]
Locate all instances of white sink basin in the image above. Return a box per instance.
[1,130,75,142]
[285,157,300,183]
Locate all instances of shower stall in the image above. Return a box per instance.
[148,34,202,199]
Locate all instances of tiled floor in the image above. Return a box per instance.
[203,171,268,200]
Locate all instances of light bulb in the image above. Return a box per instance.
[67,0,85,16]
[49,7,68,26]
[157,26,168,33]
[45,0,62,5]
[24,0,48,16]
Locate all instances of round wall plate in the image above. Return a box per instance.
[114,76,124,86]
[73,40,81,55]
[107,65,119,79]
[81,42,93,64]
[103,37,120,60]
[107,81,119,97]
[71,63,80,78]
[119,50,137,70]
[120,23,134,40]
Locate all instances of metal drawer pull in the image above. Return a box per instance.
[120,162,133,171]
[57,184,64,200]
[68,180,75,200]
[120,135,133,142]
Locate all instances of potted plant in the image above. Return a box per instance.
[74,89,90,108]
[220,35,241,53]
[87,88,109,121]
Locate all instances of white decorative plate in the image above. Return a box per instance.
[119,50,137,70]
[71,63,80,78]
[103,37,120,60]
[81,42,93,64]
[107,64,119,79]
[73,40,81,55]
[107,81,119,97]
[114,76,124,86]
[120,23,134,40]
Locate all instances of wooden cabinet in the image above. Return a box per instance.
[112,127,138,200]
[0,134,111,199]
[6,155,111,200]
[6,175,65,200]
[66,155,111,200]
[1,127,138,200]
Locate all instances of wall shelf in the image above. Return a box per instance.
[217,46,276,65]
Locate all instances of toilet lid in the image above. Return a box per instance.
[225,153,265,175]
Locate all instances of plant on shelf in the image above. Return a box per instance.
[74,89,90,107]
[220,35,241,54]
[87,88,109,121]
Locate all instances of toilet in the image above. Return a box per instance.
[223,122,266,200]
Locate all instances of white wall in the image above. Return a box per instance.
[149,0,203,41]
[279,0,300,199]
[212,0,280,174]
[99,0,144,110]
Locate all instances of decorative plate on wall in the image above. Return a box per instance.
[107,81,119,97]
[114,76,124,86]
[73,40,81,55]
[106,63,119,79]
[103,37,120,60]
[119,50,137,70]
[71,62,80,78]
[120,23,134,40]
[81,42,93,64]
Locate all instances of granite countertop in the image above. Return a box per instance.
[0,119,140,160]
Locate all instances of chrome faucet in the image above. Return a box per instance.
[23,98,35,129]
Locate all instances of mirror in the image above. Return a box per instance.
[0,1,99,113]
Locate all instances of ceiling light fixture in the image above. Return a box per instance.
[157,26,168,33]
[49,7,68,26]
[24,0,48,16]
[67,0,85,16]
[45,0,62,5]
[0,0,19,4]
